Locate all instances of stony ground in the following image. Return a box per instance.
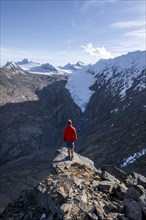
[1,147,146,220]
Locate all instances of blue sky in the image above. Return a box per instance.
[1,0,146,66]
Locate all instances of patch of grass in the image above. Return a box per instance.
[72,162,83,167]
[72,162,93,172]
[82,172,92,179]
[93,175,101,180]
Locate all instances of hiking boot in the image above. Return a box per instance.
[66,156,71,160]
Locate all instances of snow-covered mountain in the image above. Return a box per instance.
[62,61,86,71]
[16,58,32,65]
[5,51,146,113]
[4,61,26,75]
[1,50,146,214]
[16,59,59,75]
[5,61,22,70]
[62,63,77,71]
[75,61,86,67]
[88,50,146,99]
[65,50,146,112]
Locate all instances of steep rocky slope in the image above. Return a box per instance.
[0,51,146,213]
[0,148,146,219]
[0,63,81,164]
[77,51,146,176]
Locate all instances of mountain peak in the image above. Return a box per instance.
[41,63,57,72]
[62,63,76,70]
[5,61,18,68]
[4,61,23,72]
[75,61,86,67]
[17,58,31,65]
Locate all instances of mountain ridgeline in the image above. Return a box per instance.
[1,51,146,173]
[0,51,146,212]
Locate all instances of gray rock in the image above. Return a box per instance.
[101,171,119,183]
[104,203,118,213]
[98,180,115,193]
[124,198,142,220]
[124,187,140,201]
[1,148,146,220]
[134,173,146,189]
[133,185,146,195]
[92,180,100,188]
[100,166,128,183]
[53,147,96,171]
[126,174,138,186]
[138,194,146,216]
[118,214,129,220]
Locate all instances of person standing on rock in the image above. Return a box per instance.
[63,119,77,160]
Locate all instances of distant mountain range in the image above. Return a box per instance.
[4,51,145,113]
[0,50,146,212]
[4,59,87,74]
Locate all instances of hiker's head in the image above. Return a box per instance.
[68,119,72,125]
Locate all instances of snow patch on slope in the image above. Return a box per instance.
[121,148,146,167]
[17,60,60,75]
[65,68,96,112]
[5,61,18,69]
[89,50,146,99]
[8,51,145,112]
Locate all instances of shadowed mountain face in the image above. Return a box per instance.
[0,54,146,213]
[77,68,146,176]
[0,59,146,171]
[0,67,81,165]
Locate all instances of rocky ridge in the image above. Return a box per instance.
[1,147,146,220]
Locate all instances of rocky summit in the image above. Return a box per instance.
[1,147,146,220]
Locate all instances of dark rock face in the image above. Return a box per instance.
[0,66,81,213]
[0,52,146,213]
[1,148,145,219]
[1,56,145,174]
[77,66,146,176]
[0,67,81,164]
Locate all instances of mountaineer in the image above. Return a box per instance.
[63,119,77,160]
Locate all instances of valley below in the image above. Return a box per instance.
[0,51,146,214]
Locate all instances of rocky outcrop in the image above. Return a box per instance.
[1,147,146,219]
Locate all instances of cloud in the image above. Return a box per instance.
[111,20,145,29]
[80,0,116,13]
[81,0,99,12]
[81,43,112,59]
[125,29,146,38]
[1,46,98,67]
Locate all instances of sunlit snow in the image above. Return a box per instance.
[8,51,146,112]
[65,68,96,112]
[40,213,46,220]
[121,148,146,167]
[17,60,66,75]
[89,50,146,99]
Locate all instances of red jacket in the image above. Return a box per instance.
[63,125,77,142]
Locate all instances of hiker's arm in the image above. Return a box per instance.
[63,129,66,141]
[74,128,77,140]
